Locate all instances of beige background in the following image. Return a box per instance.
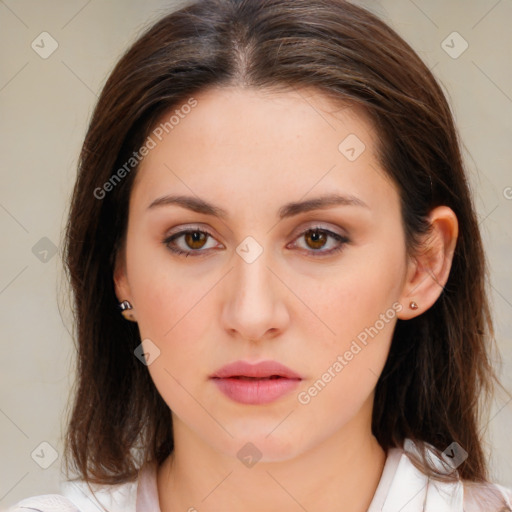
[1,0,511,508]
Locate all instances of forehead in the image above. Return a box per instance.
[130,86,396,218]
[143,85,377,159]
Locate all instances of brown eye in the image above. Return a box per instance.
[163,228,221,256]
[184,231,208,249]
[304,229,328,250]
[291,226,350,256]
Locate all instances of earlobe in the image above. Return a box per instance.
[119,300,137,322]
[397,206,458,320]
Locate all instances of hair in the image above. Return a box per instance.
[61,0,508,502]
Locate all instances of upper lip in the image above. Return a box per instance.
[210,360,303,379]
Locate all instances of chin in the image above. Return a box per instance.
[215,424,311,464]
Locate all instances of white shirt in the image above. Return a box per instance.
[7,439,512,511]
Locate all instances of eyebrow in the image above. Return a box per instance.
[147,193,369,219]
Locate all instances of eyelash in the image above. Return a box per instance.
[162,226,350,258]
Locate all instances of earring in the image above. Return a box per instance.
[409,301,419,310]
[119,300,136,321]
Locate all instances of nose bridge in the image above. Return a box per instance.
[233,241,274,312]
[221,242,288,341]
[233,233,275,300]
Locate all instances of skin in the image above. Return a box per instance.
[114,86,458,512]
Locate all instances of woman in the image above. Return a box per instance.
[8,0,512,511]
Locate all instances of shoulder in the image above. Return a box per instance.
[462,480,512,511]
[6,474,140,512]
[57,475,139,512]
[380,439,512,512]
[5,493,83,511]
[411,439,512,511]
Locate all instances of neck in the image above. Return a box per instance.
[157,411,386,512]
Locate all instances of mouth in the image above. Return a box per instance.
[210,359,303,380]
[210,360,303,405]
[216,375,289,380]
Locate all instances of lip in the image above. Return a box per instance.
[210,360,303,405]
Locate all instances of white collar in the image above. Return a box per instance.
[57,438,512,512]
[368,441,464,511]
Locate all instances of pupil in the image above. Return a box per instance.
[186,231,206,249]
[307,229,326,249]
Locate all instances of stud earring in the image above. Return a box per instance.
[119,300,136,321]
[409,301,419,310]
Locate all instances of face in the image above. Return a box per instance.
[115,86,412,461]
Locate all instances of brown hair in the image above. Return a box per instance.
[62,0,507,495]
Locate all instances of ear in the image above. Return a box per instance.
[397,206,459,320]
[113,246,132,306]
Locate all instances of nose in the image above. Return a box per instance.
[220,247,290,343]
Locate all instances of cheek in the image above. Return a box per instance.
[136,276,209,350]
[289,242,404,386]
[134,275,214,415]
[296,254,402,339]
[294,277,397,428]
[126,236,199,334]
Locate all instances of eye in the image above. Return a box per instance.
[290,226,350,256]
[163,228,222,256]
[163,225,350,258]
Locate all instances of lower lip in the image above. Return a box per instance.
[211,377,301,405]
